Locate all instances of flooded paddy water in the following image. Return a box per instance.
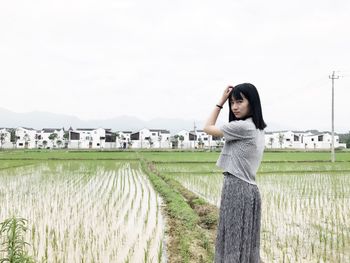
[0,161,165,263]
[164,164,350,262]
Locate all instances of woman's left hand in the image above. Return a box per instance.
[218,86,234,106]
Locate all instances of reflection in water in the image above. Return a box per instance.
[0,161,165,263]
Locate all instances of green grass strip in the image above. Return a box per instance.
[140,157,217,263]
[140,159,198,263]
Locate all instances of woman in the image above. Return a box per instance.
[203,83,266,263]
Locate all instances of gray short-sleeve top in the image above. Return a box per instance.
[216,117,265,185]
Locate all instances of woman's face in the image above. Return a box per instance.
[230,93,251,119]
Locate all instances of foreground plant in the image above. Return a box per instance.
[0,217,35,263]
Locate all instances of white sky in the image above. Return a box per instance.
[1,0,349,132]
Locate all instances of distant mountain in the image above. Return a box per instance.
[0,107,84,130]
[0,107,209,134]
[1,107,346,134]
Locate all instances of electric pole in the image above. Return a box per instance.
[193,121,197,150]
[329,71,339,163]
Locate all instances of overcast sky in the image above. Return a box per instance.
[1,0,349,132]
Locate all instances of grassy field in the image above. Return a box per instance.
[2,149,350,162]
[0,150,140,160]
[1,149,349,262]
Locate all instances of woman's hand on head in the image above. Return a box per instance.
[218,86,234,106]
[203,86,233,137]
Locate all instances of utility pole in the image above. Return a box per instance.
[193,121,197,150]
[329,71,339,163]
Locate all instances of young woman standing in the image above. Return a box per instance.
[203,83,266,263]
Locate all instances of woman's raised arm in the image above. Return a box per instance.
[203,86,233,136]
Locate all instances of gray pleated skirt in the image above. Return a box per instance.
[214,172,261,263]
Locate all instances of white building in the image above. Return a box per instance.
[38,128,65,148]
[303,133,345,149]
[265,131,346,149]
[104,129,133,149]
[15,127,38,149]
[171,129,224,149]
[68,128,106,149]
[130,128,171,149]
[117,131,133,149]
[192,130,225,149]
[175,130,197,149]
[265,131,310,149]
[174,129,225,149]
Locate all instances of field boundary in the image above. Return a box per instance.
[140,158,218,263]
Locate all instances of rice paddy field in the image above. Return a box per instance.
[0,150,349,262]
[0,158,165,263]
[152,152,350,262]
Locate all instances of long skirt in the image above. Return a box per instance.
[214,172,262,263]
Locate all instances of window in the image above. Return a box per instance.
[130,133,140,140]
[189,134,197,141]
[70,132,80,140]
[318,135,323,142]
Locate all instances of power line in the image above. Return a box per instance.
[329,71,340,163]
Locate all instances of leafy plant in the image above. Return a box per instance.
[48,133,58,148]
[0,217,35,263]
[0,132,7,149]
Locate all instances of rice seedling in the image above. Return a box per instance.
[157,240,163,263]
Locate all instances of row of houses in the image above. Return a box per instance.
[265,130,346,149]
[0,127,218,150]
[0,127,347,150]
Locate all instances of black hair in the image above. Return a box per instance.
[228,83,267,130]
